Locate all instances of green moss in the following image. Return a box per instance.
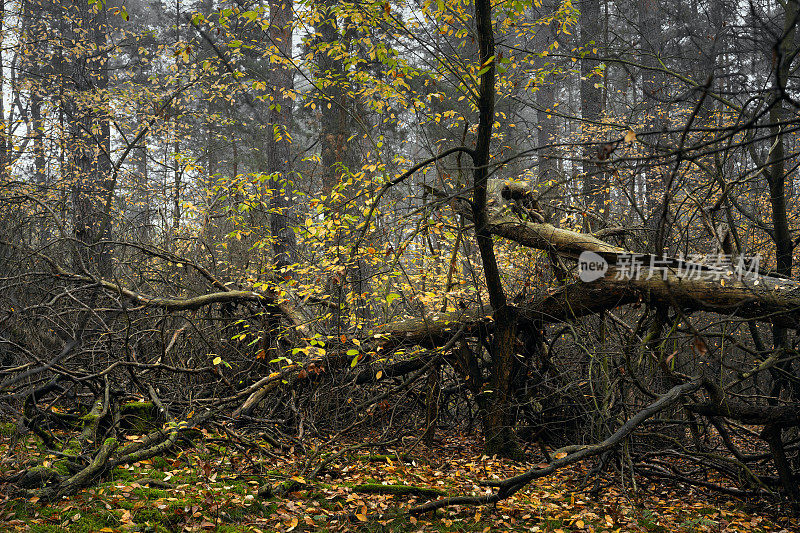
[216,525,255,533]
[171,470,201,484]
[19,466,61,488]
[28,510,117,533]
[176,428,202,444]
[130,506,160,522]
[223,500,277,522]
[61,439,82,457]
[3,498,32,520]
[0,422,16,436]
[68,511,118,533]
[52,460,71,476]
[30,525,63,533]
[120,401,161,433]
[132,506,184,529]
[131,486,168,499]
[121,401,155,412]
[36,506,61,519]
[221,479,250,496]
[116,498,135,511]
[151,456,170,469]
[106,466,136,481]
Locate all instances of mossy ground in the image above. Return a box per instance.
[0,428,795,532]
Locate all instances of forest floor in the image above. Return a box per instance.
[0,426,796,533]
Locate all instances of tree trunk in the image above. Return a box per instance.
[267,0,298,269]
[67,0,111,278]
[314,0,372,323]
[533,0,559,221]
[580,0,605,230]
[767,0,797,402]
[473,0,523,460]
[638,0,668,244]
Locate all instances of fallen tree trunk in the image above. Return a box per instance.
[522,266,800,328]
[376,218,800,343]
[486,214,625,257]
[376,266,800,344]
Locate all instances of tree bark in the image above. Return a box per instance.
[267,0,298,269]
[765,1,798,404]
[580,0,605,229]
[66,0,112,277]
[472,0,523,459]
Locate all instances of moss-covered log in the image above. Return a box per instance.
[36,437,119,501]
[119,401,161,433]
[352,483,446,497]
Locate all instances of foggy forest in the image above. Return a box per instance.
[1,0,800,531]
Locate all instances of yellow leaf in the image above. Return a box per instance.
[554,452,567,459]
[376,370,383,380]
[624,129,636,142]
[575,520,585,528]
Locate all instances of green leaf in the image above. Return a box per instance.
[350,352,360,367]
[347,349,359,356]
[228,40,243,48]
[386,293,401,305]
